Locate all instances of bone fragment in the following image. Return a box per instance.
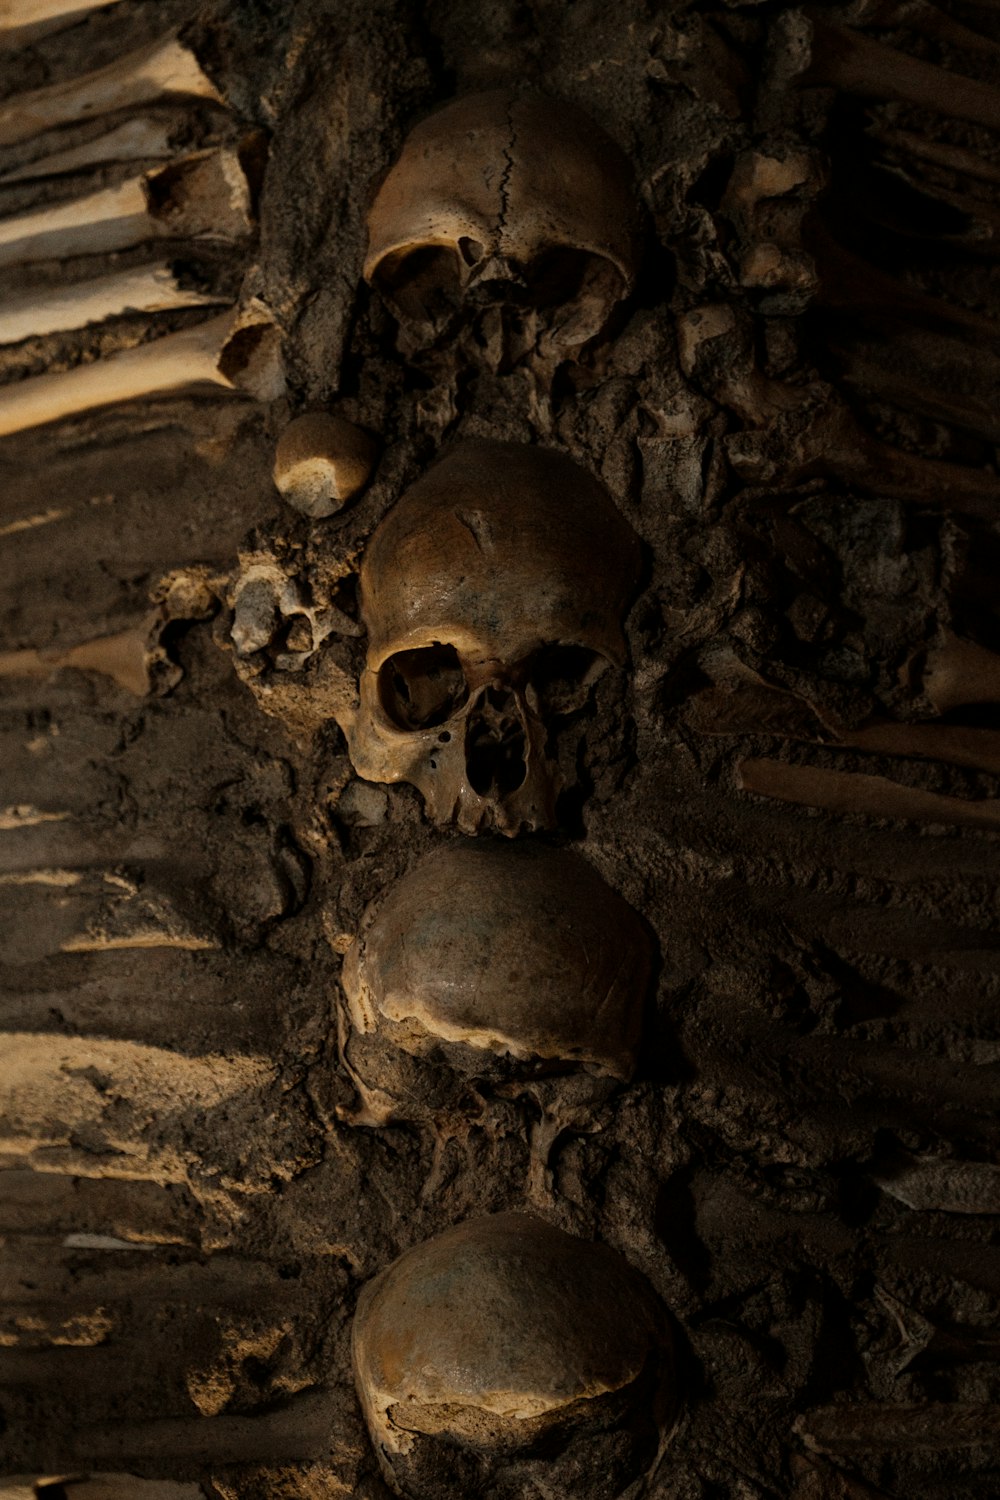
[0,177,146,266]
[0,0,125,42]
[273,412,377,516]
[845,0,1000,59]
[873,1152,1000,1214]
[0,309,275,437]
[0,149,252,269]
[868,123,1000,187]
[0,264,225,344]
[14,868,220,956]
[0,118,174,184]
[796,1402,1000,1453]
[804,15,1000,131]
[0,625,152,693]
[688,686,1000,778]
[920,632,1000,714]
[738,757,1000,830]
[0,36,222,148]
[0,1032,271,1180]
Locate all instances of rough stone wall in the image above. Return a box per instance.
[3,1,1000,1497]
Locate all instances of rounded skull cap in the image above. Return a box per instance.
[353,1212,672,1464]
[342,839,652,1081]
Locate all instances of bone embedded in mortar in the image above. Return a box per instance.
[0,263,226,344]
[341,839,652,1097]
[0,308,263,436]
[0,0,126,43]
[364,89,640,349]
[273,412,377,517]
[0,117,174,185]
[352,1212,675,1500]
[341,439,641,835]
[0,34,223,148]
[0,148,254,269]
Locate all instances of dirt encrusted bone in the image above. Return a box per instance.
[364,89,640,364]
[343,438,641,835]
[352,1212,675,1500]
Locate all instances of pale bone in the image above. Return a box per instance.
[795,1401,1000,1454]
[342,439,640,836]
[0,118,174,184]
[365,90,640,350]
[0,0,125,41]
[0,149,252,269]
[0,263,225,344]
[273,413,377,517]
[804,16,1000,132]
[873,1152,1000,1214]
[0,625,152,693]
[0,35,222,149]
[739,756,1000,831]
[0,1031,271,1181]
[918,632,1000,714]
[231,558,350,663]
[342,839,651,1086]
[352,1213,673,1499]
[0,305,282,437]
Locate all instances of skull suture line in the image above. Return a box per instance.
[364,91,640,359]
[342,440,641,836]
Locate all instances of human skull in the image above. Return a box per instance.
[342,440,641,836]
[364,91,640,356]
[352,1212,675,1500]
[340,839,652,1120]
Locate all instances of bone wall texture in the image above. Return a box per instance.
[3,0,1000,1497]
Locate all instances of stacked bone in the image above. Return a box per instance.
[0,0,282,437]
[674,1,1000,834]
[240,95,679,1498]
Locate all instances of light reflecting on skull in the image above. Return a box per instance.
[344,440,641,836]
[365,91,641,358]
[352,1213,676,1500]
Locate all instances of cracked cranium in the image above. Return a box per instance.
[353,1212,675,1500]
[365,90,640,358]
[339,839,652,1124]
[340,439,641,836]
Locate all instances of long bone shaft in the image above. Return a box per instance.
[0,311,238,436]
[0,0,125,43]
[0,118,174,184]
[0,148,252,269]
[0,263,226,344]
[0,35,222,148]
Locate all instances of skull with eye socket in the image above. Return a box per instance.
[364,91,640,363]
[340,441,641,836]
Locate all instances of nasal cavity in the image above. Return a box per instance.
[465,689,528,797]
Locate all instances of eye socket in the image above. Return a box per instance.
[376,246,464,323]
[377,644,469,731]
[529,644,606,717]
[523,247,622,311]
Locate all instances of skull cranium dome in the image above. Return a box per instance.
[364,90,640,352]
[342,439,641,836]
[341,839,652,1095]
[352,1212,674,1499]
